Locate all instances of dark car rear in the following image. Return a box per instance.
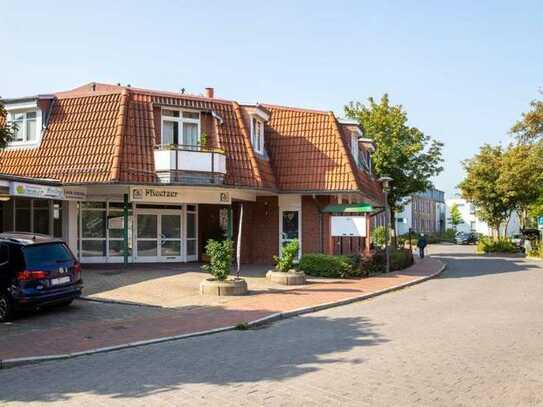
[0,233,82,321]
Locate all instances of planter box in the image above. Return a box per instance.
[266,270,306,285]
[200,277,248,296]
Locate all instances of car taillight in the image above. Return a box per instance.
[73,262,81,281]
[17,270,48,281]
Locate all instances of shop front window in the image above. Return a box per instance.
[33,199,50,235]
[15,199,31,232]
[79,201,134,259]
[79,202,106,258]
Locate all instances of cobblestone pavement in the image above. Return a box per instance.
[2,245,543,406]
[0,257,439,360]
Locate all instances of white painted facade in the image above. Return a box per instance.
[445,198,521,236]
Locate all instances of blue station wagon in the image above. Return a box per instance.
[0,232,82,322]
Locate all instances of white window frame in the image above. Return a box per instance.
[160,108,201,148]
[250,116,265,155]
[5,101,42,148]
[351,134,359,163]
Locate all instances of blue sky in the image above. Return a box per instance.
[2,0,542,197]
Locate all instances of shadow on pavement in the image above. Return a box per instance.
[0,313,387,402]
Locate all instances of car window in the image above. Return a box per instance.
[0,244,8,265]
[23,243,73,268]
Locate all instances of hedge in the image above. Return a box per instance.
[299,254,358,278]
[299,248,414,279]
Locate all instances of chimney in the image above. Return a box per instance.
[204,87,214,99]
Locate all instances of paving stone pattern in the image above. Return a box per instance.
[2,245,543,406]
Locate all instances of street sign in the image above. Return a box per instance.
[538,216,543,230]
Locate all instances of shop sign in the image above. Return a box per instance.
[331,216,367,237]
[64,188,87,201]
[9,182,64,200]
[129,187,231,205]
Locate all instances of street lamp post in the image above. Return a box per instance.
[379,176,393,274]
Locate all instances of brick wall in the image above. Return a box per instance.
[245,196,278,264]
[302,195,331,254]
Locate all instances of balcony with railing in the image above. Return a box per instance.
[154,145,227,185]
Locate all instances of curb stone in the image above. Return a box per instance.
[0,261,446,369]
[78,296,166,309]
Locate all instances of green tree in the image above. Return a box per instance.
[0,103,17,148]
[345,94,444,226]
[449,203,464,230]
[458,145,513,237]
[499,143,543,228]
[511,91,543,143]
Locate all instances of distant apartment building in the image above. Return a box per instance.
[445,198,520,236]
[396,189,446,235]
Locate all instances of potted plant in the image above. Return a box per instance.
[266,239,306,285]
[200,239,248,296]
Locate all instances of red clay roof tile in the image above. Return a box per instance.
[0,83,383,202]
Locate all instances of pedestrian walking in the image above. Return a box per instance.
[417,234,428,259]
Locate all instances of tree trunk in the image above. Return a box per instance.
[504,212,512,237]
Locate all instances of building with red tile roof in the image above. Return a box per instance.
[0,83,383,264]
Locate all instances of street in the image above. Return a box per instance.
[2,244,543,406]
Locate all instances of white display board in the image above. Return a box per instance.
[331,216,367,237]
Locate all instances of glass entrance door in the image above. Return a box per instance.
[136,210,183,262]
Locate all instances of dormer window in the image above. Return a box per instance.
[5,101,42,147]
[161,108,200,149]
[12,111,37,142]
[251,117,265,155]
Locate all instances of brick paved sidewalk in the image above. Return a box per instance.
[0,257,443,362]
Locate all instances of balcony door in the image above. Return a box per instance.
[135,209,183,262]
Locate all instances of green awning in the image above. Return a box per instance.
[321,203,374,213]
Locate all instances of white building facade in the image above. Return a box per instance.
[445,198,521,236]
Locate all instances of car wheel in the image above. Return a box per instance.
[0,292,14,322]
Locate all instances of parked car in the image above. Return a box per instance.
[511,233,524,249]
[455,232,478,245]
[512,229,541,252]
[0,232,82,322]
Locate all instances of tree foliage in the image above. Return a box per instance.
[511,91,543,143]
[0,103,16,149]
[458,145,510,236]
[500,143,543,225]
[345,94,444,215]
[449,203,464,228]
[459,143,543,236]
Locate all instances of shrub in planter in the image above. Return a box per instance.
[273,239,299,272]
[299,253,355,278]
[202,239,233,281]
